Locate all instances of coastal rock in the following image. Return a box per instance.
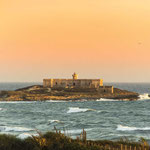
[0,85,139,101]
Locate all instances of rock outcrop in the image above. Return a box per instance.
[0,85,139,101]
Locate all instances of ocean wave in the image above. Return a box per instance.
[96,98,119,102]
[0,126,34,132]
[138,93,150,100]
[17,133,32,139]
[46,100,68,103]
[72,99,88,102]
[67,107,95,113]
[48,120,63,124]
[62,128,92,134]
[18,133,38,139]
[117,125,150,131]
[0,108,6,111]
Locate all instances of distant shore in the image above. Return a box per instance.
[0,85,139,101]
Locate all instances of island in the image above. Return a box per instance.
[0,73,139,101]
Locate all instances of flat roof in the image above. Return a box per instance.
[43,79,102,81]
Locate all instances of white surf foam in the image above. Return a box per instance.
[62,128,92,134]
[48,120,63,124]
[46,100,67,103]
[17,133,32,139]
[18,133,38,139]
[96,98,119,102]
[138,93,150,100]
[0,108,7,111]
[117,125,150,131]
[0,126,34,132]
[73,99,88,102]
[0,108,5,111]
[67,107,95,113]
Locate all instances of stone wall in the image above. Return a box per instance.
[43,79,53,88]
[98,86,114,94]
[43,78,113,94]
[43,79,103,89]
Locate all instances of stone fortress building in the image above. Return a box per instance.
[43,73,114,94]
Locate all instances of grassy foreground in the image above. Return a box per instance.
[0,130,149,150]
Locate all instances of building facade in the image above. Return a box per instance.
[43,73,113,93]
[43,73,103,88]
[43,73,104,89]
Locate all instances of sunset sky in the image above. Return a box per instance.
[0,0,150,82]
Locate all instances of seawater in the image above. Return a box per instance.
[0,82,150,141]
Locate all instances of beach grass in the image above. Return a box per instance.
[0,130,149,150]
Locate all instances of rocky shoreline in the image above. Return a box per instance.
[0,85,140,101]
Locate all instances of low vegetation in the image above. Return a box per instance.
[0,129,149,150]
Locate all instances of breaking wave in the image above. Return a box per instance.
[67,107,95,113]
[96,98,119,102]
[17,133,32,139]
[138,93,150,100]
[0,126,34,132]
[117,125,150,131]
[72,99,88,102]
[62,128,92,134]
[0,108,5,111]
[48,120,63,124]
[18,133,38,139]
[46,100,68,103]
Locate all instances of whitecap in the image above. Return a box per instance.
[17,133,32,139]
[117,125,150,131]
[46,100,67,103]
[138,93,150,100]
[0,108,6,111]
[62,128,92,134]
[67,107,95,113]
[96,98,119,102]
[48,120,63,124]
[73,99,88,102]
[18,133,38,139]
[0,126,34,132]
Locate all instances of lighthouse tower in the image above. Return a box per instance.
[72,72,78,80]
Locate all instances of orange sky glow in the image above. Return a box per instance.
[0,0,150,82]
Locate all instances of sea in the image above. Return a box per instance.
[0,82,150,142]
